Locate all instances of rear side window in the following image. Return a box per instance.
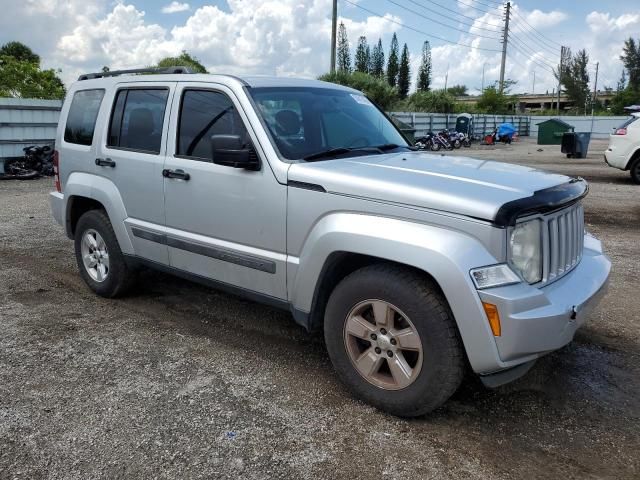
[108,88,169,154]
[177,89,249,160]
[617,116,639,129]
[64,89,105,145]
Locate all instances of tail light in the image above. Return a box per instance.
[53,149,61,192]
[614,128,627,135]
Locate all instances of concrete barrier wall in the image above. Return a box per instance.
[0,98,62,158]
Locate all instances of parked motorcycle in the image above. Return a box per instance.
[0,145,54,180]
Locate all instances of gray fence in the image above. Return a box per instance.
[388,112,532,139]
[0,98,62,159]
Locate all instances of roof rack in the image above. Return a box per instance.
[78,66,194,81]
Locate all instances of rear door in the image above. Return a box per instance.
[97,82,175,265]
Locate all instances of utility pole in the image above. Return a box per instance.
[330,0,337,73]
[444,63,449,92]
[532,71,536,94]
[591,61,599,116]
[481,63,486,92]
[557,45,565,116]
[498,1,511,93]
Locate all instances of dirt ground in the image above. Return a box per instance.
[1,138,638,479]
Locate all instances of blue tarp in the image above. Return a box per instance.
[497,122,516,139]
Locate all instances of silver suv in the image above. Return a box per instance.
[50,68,611,416]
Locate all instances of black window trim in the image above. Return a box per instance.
[105,86,170,156]
[174,87,261,169]
[63,88,106,147]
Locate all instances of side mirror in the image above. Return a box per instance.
[210,134,259,171]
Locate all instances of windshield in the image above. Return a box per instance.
[248,87,409,160]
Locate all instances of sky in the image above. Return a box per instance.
[1,0,638,95]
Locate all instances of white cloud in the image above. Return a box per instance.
[162,2,190,14]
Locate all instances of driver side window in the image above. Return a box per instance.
[177,89,249,161]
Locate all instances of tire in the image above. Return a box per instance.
[452,139,461,149]
[430,142,441,151]
[324,264,464,417]
[630,156,640,185]
[74,209,136,297]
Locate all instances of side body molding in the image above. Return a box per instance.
[288,213,503,372]
[63,172,133,254]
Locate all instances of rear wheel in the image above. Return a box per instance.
[74,210,135,297]
[324,264,464,417]
[630,156,640,184]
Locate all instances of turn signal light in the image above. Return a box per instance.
[482,302,501,337]
[614,128,627,135]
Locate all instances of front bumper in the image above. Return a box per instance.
[476,233,610,374]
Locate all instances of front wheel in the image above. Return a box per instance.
[430,142,441,151]
[74,210,136,297]
[324,264,464,417]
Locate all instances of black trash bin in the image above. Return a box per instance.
[574,132,591,159]
[561,132,577,158]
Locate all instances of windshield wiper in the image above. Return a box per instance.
[303,144,409,161]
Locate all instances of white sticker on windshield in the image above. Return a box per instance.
[350,94,373,106]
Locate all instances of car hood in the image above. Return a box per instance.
[287,151,576,223]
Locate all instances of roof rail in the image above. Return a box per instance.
[78,66,194,81]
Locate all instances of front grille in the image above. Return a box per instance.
[544,203,584,284]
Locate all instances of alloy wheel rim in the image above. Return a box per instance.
[343,299,423,391]
[80,229,110,283]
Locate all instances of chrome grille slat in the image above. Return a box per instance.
[542,203,584,285]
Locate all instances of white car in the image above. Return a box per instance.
[604,113,640,184]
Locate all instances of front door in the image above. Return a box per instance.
[162,83,287,300]
[97,82,175,265]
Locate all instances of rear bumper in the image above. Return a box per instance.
[476,233,610,375]
[49,191,65,227]
[604,147,629,170]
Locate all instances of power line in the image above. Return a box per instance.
[508,28,562,58]
[507,42,556,75]
[454,0,501,15]
[508,34,558,71]
[509,9,563,50]
[384,0,502,39]
[342,0,503,52]
[415,0,499,27]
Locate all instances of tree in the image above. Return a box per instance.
[416,41,432,92]
[0,55,65,99]
[370,39,385,78]
[617,69,627,92]
[475,86,511,114]
[0,42,40,64]
[398,43,411,99]
[318,71,399,110]
[386,33,399,87]
[555,48,590,114]
[621,38,640,91]
[336,22,351,73]
[447,84,468,97]
[406,90,456,113]
[157,51,207,73]
[354,36,370,73]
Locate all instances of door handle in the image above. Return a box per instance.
[95,158,116,168]
[162,169,190,181]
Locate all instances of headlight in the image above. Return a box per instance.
[510,219,542,284]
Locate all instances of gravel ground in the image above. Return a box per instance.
[1,138,638,479]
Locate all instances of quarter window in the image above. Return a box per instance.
[108,89,169,154]
[177,90,249,161]
[64,89,105,146]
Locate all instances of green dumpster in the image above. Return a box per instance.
[536,118,574,145]
[391,117,417,144]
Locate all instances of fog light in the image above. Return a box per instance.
[482,302,501,337]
